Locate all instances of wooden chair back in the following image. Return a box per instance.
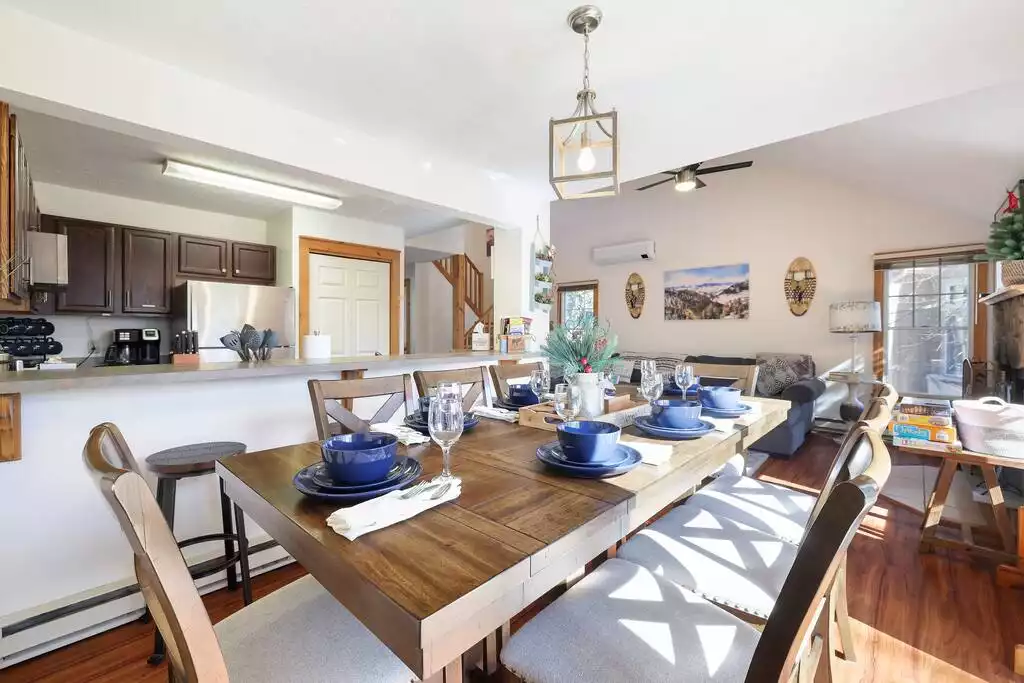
[871,382,898,412]
[858,396,892,434]
[83,423,229,682]
[308,374,415,440]
[412,366,489,411]
[690,362,760,395]
[806,411,892,533]
[749,429,890,682]
[489,361,544,402]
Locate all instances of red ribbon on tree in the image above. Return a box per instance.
[1005,189,1019,213]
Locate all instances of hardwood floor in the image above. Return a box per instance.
[4,433,1023,682]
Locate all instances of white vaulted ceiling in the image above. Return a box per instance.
[4,1,1024,224]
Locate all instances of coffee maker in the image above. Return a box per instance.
[104,328,162,365]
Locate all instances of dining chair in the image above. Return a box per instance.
[83,422,417,683]
[501,441,891,683]
[871,381,898,412]
[488,361,544,403]
[412,366,489,412]
[308,374,416,439]
[690,362,760,395]
[616,423,891,678]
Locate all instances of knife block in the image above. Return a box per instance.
[171,353,200,366]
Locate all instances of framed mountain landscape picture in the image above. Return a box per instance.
[664,263,750,320]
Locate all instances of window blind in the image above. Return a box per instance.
[873,244,986,270]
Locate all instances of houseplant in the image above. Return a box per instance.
[982,207,1024,285]
[541,316,618,417]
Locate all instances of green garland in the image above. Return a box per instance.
[981,208,1024,261]
[541,316,618,375]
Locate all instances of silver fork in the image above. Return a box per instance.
[428,481,453,500]
[398,478,441,500]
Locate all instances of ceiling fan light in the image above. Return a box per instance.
[674,168,698,192]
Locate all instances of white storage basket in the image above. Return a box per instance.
[952,397,1024,458]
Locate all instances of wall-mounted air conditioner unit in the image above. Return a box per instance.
[592,240,656,265]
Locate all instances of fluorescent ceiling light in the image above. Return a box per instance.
[162,160,343,210]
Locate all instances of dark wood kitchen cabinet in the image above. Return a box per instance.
[55,219,116,313]
[231,241,275,282]
[123,227,172,314]
[178,234,228,278]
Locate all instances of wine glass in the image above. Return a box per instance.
[434,382,462,401]
[675,364,696,393]
[640,371,664,405]
[428,396,464,480]
[639,359,657,381]
[553,383,581,422]
[529,369,548,400]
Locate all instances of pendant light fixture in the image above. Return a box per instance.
[549,5,619,200]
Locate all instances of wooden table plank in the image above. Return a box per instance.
[218,395,790,678]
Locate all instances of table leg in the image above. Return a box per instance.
[980,465,1016,554]
[1015,644,1024,676]
[920,459,956,553]
[482,621,511,676]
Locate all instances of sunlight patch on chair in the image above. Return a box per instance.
[619,619,676,664]
[750,539,784,567]
[686,508,725,530]
[696,624,738,676]
[689,537,745,568]
[608,567,664,602]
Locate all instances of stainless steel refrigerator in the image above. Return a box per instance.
[172,281,296,362]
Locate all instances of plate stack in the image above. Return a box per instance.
[494,383,542,411]
[404,397,480,435]
[293,433,422,504]
[536,421,641,479]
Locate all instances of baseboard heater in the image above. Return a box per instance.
[2,540,278,639]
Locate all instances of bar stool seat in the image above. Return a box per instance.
[145,441,252,665]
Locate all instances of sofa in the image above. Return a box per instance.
[613,351,826,458]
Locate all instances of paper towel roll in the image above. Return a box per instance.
[302,335,332,359]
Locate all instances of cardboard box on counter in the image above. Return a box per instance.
[892,422,958,443]
[892,436,963,454]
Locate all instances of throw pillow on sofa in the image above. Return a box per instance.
[756,353,815,396]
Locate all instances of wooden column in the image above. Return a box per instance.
[339,370,365,411]
[0,393,21,462]
[452,255,466,350]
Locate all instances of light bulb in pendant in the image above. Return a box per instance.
[577,128,596,172]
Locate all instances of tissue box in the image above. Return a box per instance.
[471,332,490,351]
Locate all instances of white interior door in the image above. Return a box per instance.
[308,253,390,356]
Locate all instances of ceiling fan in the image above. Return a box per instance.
[635,160,754,192]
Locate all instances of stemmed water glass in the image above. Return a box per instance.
[639,359,657,382]
[434,381,462,401]
[428,395,463,480]
[640,371,664,405]
[675,364,696,394]
[553,383,581,422]
[529,369,549,400]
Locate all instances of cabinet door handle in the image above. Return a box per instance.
[235,268,240,274]
[125,290,130,309]
[221,268,227,273]
[141,304,156,309]
[105,290,111,308]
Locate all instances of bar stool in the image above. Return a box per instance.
[145,441,253,665]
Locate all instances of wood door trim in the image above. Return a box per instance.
[298,236,401,355]
[872,269,884,380]
[974,262,989,363]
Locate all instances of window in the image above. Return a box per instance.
[557,282,598,328]
[881,259,974,397]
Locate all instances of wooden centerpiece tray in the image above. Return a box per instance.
[518,393,649,432]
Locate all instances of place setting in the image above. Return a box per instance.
[404,389,480,434]
[294,387,468,539]
[534,382,642,478]
[493,368,549,411]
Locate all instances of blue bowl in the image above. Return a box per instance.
[508,383,540,406]
[651,399,703,429]
[699,386,742,410]
[320,432,398,485]
[556,420,621,463]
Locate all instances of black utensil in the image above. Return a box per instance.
[45,338,62,355]
[23,322,40,336]
[39,320,55,336]
[29,339,46,355]
[8,322,26,336]
[13,342,30,357]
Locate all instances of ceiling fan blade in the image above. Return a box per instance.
[636,177,676,191]
[694,161,754,176]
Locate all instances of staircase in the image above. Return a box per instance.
[433,254,492,350]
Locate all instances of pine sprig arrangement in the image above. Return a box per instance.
[980,208,1024,261]
[541,315,618,375]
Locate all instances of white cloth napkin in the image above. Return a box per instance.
[370,422,430,445]
[626,440,675,466]
[327,478,462,541]
[473,406,519,423]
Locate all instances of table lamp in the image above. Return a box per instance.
[829,301,882,421]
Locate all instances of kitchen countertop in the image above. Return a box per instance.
[0,351,536,394]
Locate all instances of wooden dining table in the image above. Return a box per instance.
[217,396,789,681]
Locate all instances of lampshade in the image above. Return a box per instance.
[829,301,881,333]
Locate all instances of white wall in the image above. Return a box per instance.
[27,183,272,358]
[493,222,550,350]
[411,261,453,354]
[550,165,986,380]
[35,183,268,242]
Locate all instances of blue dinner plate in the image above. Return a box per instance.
[404,414,480,434]
[700,403,753,419]
[536,443,642,478]
[540,440,632,469]
[306,457,417,492]
[634,416,717,440]
[494,398,527,412]
[293,457,422,503]
[662,384,684,396]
